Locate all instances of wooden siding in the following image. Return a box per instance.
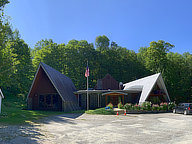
[27,63,80,112]
[28,67,59,110]
[29,67,57,99]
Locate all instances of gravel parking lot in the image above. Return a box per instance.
[1,113,192,144]
[40,113,192,144]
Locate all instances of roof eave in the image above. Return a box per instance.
[0,89,4,98]
[40,63,66,102]
[26,64,41,101]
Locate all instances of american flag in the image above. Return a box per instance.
[85,65,89,77]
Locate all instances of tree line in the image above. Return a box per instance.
[0,1,191,103]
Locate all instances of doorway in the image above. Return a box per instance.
[39,94,62,111]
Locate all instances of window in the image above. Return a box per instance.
[39,95,45,108]
[46,95,51,105]
[38,94,61,110]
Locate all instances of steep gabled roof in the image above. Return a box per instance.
[27,62,77,102]
[123,73,170,104]
[0,89,4,98]
[95,73,119,90]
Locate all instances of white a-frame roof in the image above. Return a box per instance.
[123,73,170,104]
[0,89,4,98]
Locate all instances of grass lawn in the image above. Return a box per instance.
[0,94,84,125]
[85,107,115,115]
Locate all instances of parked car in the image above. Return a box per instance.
[173,103,192,115]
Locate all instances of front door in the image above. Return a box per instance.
[39,94,62,111]
[110,95,119,106]
[104,93,125,107]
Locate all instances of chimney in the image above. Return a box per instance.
[119,82,123,90]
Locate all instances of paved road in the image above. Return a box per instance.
[39,113,192,144]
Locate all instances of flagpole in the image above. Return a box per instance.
[87,61,89,111]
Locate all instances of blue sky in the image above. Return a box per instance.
[4,0,192,53]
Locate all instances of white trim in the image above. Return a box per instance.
[158,75,170,101]
[138,74,160,104]
[123,73,171,104]
[0,89,3,114]
[0,89,4,98]
[0,97,1,113]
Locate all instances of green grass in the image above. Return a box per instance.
[85,107,115,115]
[0,94,84,125]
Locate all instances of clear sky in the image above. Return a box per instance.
[4,0,192,53]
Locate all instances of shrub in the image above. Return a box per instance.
[140,106,144,111]
[159,106,163,111]
[168,102,176,111]
[160,102,168,111]
[133,104,140,111]
[106,103,113,109]
[141,101,152,111]
[118,102,124,109]
[152,104,159,111]
[124,103,132,110]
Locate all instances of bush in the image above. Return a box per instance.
[121,101,176,112]
[152,104,159,111]
[141,101,152,111]
[160,102,168,111]
[106,103,113,109]
[159,106,163,111]
[118,102,124,109]
[124,103,132,110]
[168,102,176,110]
[133,104,140,111]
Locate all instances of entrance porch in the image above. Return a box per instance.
[74,90,140,110]
[102,91,127,107]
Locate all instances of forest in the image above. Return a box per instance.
[0,0,191,104]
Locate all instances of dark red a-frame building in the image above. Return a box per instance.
[27,62,79,112]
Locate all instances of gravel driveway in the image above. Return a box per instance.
[1,113,192,144]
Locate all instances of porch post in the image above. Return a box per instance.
[78,94,79,106]
[44,95,46,109]
[123,95,124,105]
[98,93,99,107]
[51,95,53,106]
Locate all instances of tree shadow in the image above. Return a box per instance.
[0,113,84,143]
[40,113,84,125]
[0,124,46,144]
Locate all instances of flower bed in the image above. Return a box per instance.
[125,110,172,114]
[121,102,175,114]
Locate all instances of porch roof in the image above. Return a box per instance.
[74,89,141,95]
[101,91,128,96]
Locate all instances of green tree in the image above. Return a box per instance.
[10,30,33,94]
[65,40,96,89]
[0,0,9,8]
[95,35,110,51]
[0,0,16,90]
[166,52,192,103]
[32,39,54,69]
[143,40,174,74]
